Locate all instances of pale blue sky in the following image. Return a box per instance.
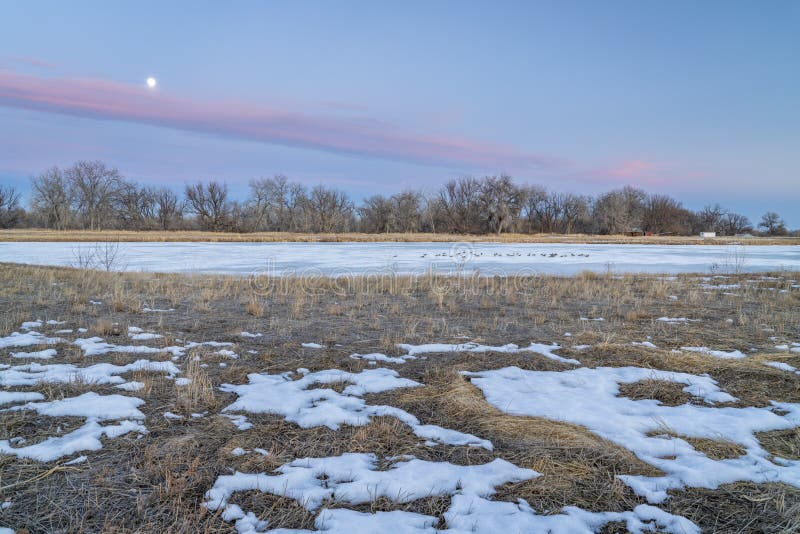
[1,1,798,224]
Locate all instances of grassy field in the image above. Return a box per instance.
[3,228,800,245]
[0,264,799,532]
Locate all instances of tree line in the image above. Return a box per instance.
[0,160,793,236]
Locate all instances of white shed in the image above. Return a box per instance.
[699,231,716,238]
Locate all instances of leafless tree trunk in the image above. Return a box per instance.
[437,177,482,233]
[479,175,522,234]
[0,185,22,229]
[65,160,124,230]
[155,188,182,230]
[185,181,231,231]
[304,185,353,232]
[30,168,72,230]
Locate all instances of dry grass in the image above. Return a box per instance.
[2,228,799,245]
[0,263,799,532]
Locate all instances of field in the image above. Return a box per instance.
[1,263,799,532]
[3,229,800,246]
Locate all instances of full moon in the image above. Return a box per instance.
[146,77,157,88]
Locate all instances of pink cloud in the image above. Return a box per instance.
[607,159,664,179]
[552,158,710,189]
[0,69,556,171]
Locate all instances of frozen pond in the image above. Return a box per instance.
[0,241,798,276]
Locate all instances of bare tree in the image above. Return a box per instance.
[358,195,394,233]
[479,175,522,234]
[642,194,690,234]
[248,175,307,231]
[30,167,72,230]
[0,185,22,228]
[592,187,646,234]
[390,190,423,233]
[117,183,156,230]
[520,185,548,232]
[304,185,353,232]
[558,193,591,234]
[437,177,483,233]
[694,204,726,234]
[66,160,124,230]
[719,212,752,236]
[184,181,231,231]
[758,211,787,236]
[154,188,182,230]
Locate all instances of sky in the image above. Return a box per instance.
[1,1,798,226]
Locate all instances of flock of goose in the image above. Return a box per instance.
[418,251,592,259]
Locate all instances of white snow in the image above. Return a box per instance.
[0,331,62,349]
[9,348,57,359]
[115,381,145,391]
[205,452,536,512]
[0,359,179,387]
[370,341,581,365]
[464,365,800,503]
[681,346,747,359]
[20,320,43,330]
[0,391,45,406]
[0,419,147,462]
[349,352,408,364]
[74,337,164,357]
[129,332,162,341]
[6,392,144,420]
[0,392,147,462]
[765,361,798,373]
[222,414,253,431]
[221,368,491,449]
[656,317,696,323]
[205,452,698,534]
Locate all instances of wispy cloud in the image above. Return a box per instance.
[0,70,556,170]
[3,56,57,70]
[555,158,708,188]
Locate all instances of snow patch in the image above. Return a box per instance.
[221,368,491,449]
[464,365,800,503]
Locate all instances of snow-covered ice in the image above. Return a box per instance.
[3,241,799,275]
